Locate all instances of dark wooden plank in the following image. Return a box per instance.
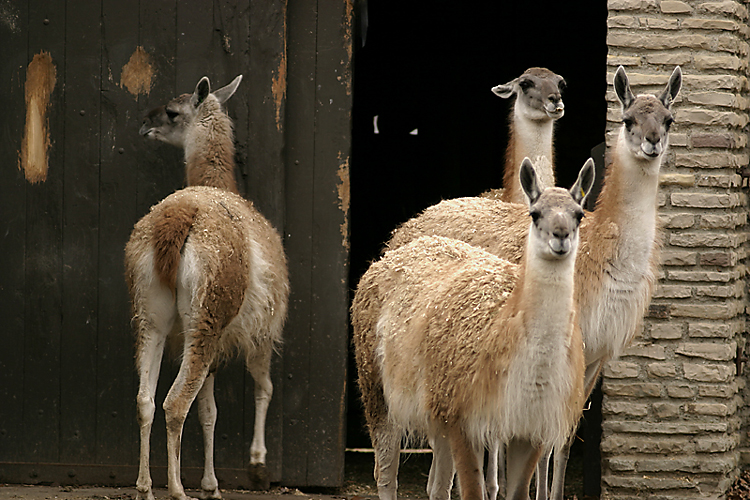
[306,0,353,486]
[137,0,182,219]
[96,0,143,468]
[0,0,29,464]
[137,0,180,472]
[58,0,103,465]
[245,0,286,228]
[22,0,67,464]
[281,0,318,485]
[244,0,286,482]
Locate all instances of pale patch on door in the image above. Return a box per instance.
[19,51,56,184]
[337,154,351,251]
[120,46,154,96]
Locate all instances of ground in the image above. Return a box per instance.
[0,450,588,500]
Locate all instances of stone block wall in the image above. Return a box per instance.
[602,0,750,498]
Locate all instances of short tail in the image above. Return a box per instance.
[152,203,200,292]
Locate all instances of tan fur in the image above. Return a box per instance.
[127,76,288,500]
[184,97,240,194]
[484,68,564,203]
[354,160,594,500]
[384,66,680,500]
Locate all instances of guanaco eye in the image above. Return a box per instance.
[664,116,674,130]
[530,210,541,223]
[519,79,534,91]
[575,211,584,223]
[166,109,179,121]
[623,117,634,129]
[558,79,567,92]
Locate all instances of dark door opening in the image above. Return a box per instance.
[348,1,607,496]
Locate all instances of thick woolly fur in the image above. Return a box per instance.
[353,159,594,500]
[128,76,289,500]
[126,187,288,368]
[387,67,680,377]
[184,95,240,194]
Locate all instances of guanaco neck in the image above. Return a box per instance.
[589,130,662,272]
[502,111,555,204]
[184,97,240,195]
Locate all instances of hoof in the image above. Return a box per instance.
[136,487,156,500]
[200,487,222,500]
[247,463,270,491]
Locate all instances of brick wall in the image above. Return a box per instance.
[602,0,750,498]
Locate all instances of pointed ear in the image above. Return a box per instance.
[613,66,634,110]
[570,158,596,206]
[213,75,243,104]
[491,78,518,99]
[519,157,542,206]
[191,77,211,108]
[659,66,682,109]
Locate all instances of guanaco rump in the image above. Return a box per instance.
[386,66,681,500]
[353,157,595,500]
[127,76,289,500]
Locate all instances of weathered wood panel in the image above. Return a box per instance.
[282,0,352,487]
[0,0,350,489]
[0,0,29,466]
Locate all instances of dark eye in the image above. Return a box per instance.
[558,79,567,92]
[530,210,541,223]
[519,79,534,91]
[623,117,634,129]
[166,110,179,121]
[575,210,584,223]
[664,116,674,130]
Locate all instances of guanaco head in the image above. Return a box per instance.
[139,75,243,147]
[614,66,681,162]
[492,67,566,120]
[521,157,594,259]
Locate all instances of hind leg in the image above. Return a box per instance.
[163,339,213,500]
[196,372,221,499]
[246,353,273,490]
[134,287,175,500]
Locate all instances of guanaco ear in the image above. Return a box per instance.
[519,157,542,206]
[570,158,596,206]
[659,66,682,109]
[613,66,634,110]
[191,77,211,108]
[213,75,243,104]
[492,78,518,99]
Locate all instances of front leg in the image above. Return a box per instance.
[427,434,455,500]
[505,438,542,500]
[446,425,484,500]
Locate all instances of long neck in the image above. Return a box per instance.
[589,129,662,269]
[502,107,555,204]
[184,99,240,194]
[513,235,576,339]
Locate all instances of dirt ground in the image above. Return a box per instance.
[0,451,580,500]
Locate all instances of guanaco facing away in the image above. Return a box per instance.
[128,76,289,500]
[353,157,595,500]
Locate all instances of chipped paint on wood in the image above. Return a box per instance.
[336,154,350,250]
[20,51,56,184]
[120,46,154,96]
[271,6,287,132]
[340,0,353,96]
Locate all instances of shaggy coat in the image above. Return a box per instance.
[127,76,289,500]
